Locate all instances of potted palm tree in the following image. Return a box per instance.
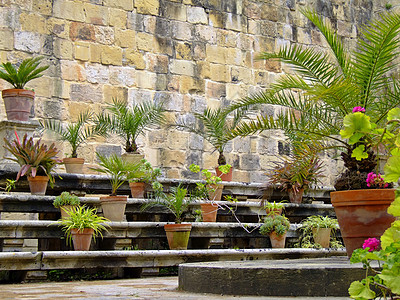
[143,183,193,250]
[230,10,400,256]
[175,107,246,181]
[3,132,60,195]
[39,110,104,173]
[90,152,138,221]
[58,205,109,251]
[0,56,48,121]
[126,159,161,198]
[259,214,290,248]
[95,98,165,163]
[53,191,81,219]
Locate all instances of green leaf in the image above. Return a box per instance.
[381,220,400,249]
[352,145,369,160]
[379,269,400,294]
[348,281,375,299]
[340,112,372,139]
[388,196,400,217]
[384,156,400,183]
[387,107,400,121]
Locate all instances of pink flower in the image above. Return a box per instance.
[366,172,388,188]
[352,106,366,113]
[362,238,380,252]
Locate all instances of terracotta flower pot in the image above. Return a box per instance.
[2,89,34,121]
[99,195,128,221]
[269,231,286,248]
[63,157,85,174]
[27,175,49,195]
[71,228,94,251]
[216,167,233,182]
[331,189,395,257]
[200,203,218,222]
[164,223,192,250]
[288,188,304,204]
[208,184,223,201]
[60,205,77,219]
[129,182,146,198]
[312,227,332,248]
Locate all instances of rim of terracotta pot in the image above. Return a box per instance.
[2,88,35,97]
[63,157,85,164]
[164,223,192,232]
[331,189,395,206]
[99,195,128,203]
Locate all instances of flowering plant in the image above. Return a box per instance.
[366,172,389,189]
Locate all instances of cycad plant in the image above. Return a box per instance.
[95,98,165,153]
[40,110,103,158]
[0,56,48,89]
[231,10,400,189]
[176,107,246,165]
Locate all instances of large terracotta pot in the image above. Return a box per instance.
[27,175,49,195]
[269,231,286,248]
[129,182,146,198]
[99,195,128,221]
[2,89,34,121]
[216,167,233,182]
[331,189,395,257]
[63,157,85,174]
[312,228,332,248]
[288,188,304,204]
[164,223,192,250]
[200,203,218,222]
[71,228,94,251]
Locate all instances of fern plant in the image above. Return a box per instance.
[95,98,165,153]
[175,107,247,165]
[230,10,400,189]
[0,56,48,89]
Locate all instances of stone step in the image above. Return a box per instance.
[0,248,346,271]
[178,257,362,297]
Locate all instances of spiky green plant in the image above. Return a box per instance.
[40,110,104,158]
[53,192,81,208]
[90,152,139,196]
[230,10,400,189]
[259,215,290,237]
[57,205,109,245]
[95,98,165,153]
[142,183,191,224]
[175,107,247,165]
[0,56,49,89]
[3,132,60,185]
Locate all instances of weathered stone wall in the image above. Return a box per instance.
[0,0,392,186]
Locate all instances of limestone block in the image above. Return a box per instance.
[225,13,244,32]
[210,63,229,82]
[160,149,186,167]
[20,12,47,34]
[109,66,136,87]
[33,0,52,15]
[69,22,95,42]
[14,31,41,53]
[125,49,146,69]
[27,77,53,98]
[148,130,167,148]
[206,44,226,64]
[95,144,122,158]
[234,137,251,153]
[60,60,86,81]
[84,3,109,25]
[155,74,168,91]
[115,29,136,48]
[167,74,180,92]
[189,133,204,150]
[240,154,260,170]
[103,0,134,11]
[95,26,115,45]
[248,20,260,35]
[175,42,192,60]
[53,78,70,99]
[167,130,189,150]
[297,27,312,45]
[136,32,155,51]
[197,61,210,78]
[232,169,250,183]
[135,0,160,16]
[109,8,127,28]
[170,59,195,76]
[47,18,69,39]
[231,66,252,84]
[172,21,193,41]
[74,42,90,61]
[244,2,261,19]
[209,11,225,28]
[195,25,216,43]
[85,63,109,84]
[53,0,85,22]
[261,4,279,22]
[226,83,244,100]
[0,28,14,50]
[136,70,157,89]
[179,76,204,94]
[187,6,208,24]
[67,102,93,120]
[143,15,157,33]
[166,168,180,179]
[206,80,226,98]
[70,84,103,103]
[164,2,187,21]
[226,48,243,66]
[216,29,237,47]
[202,152,218,169]
[143,147,160,167]
[154,91,183,111]
[153,37,174,56]
[128,89,154,105]
[250,171,267,183]
[146,53,169,73]
[101,45,123,65]
[103,85,128,103]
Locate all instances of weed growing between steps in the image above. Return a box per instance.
[48,269,115,281]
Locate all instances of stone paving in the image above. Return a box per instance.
[0,276,351,299]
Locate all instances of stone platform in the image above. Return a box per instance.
[179,256,363,297]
